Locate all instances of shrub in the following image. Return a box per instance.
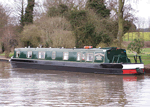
[34,16,74,47]
[96,43,108,48]
[127,39,144,54]
[51,30,75,48]
[21,25,43,47]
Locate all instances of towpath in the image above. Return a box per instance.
[0,55,10,61]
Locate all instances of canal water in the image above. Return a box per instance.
[0,62,150,107]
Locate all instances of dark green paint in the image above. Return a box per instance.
[46,51,52,60]
[32,51,38,59]
[20,51,27,58]
[68,52,77,61]
[14,51,16,58]
[56,52,63,60]
[107,49,129,63]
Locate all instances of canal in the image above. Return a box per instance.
[0,61,150,106]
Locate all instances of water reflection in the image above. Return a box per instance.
[0,62,11,78]
[0,62,150,106]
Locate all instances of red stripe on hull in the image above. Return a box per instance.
[142,69,144,72]
[123,69,144,74]
[123,69,137,74]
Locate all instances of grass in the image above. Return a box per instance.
[123,32,150,41]
[127,48,150,65]
[0,53,14,58]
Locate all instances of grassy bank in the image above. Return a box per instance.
[127,48,150,65]
[0,53,14,58]
[123,32,150,41]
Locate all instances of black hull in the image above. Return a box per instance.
[10,58,124,75]
[10,58,144,75]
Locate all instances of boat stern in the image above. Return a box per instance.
[122,64,144,75]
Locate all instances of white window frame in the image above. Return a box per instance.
[52,51,56,60]
[16,51,20,58]
[82,53,85,61]
[38,51,45,59]
[63,52,69,60]
[27,51,32,58]
[86,53,93,61]
[77,52,81,61]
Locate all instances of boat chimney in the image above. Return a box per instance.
[39,44,42,48]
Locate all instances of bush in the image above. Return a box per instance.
[34,16,74,48]
[127,39,144,54]
[96,43,108,48]
[51,30,75,48]
[21,25,43,47]
[21,16,75,48]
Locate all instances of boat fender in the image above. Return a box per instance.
[136,68,143,73]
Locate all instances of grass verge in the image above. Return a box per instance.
[0,53,14,58]
[127,48,150,65]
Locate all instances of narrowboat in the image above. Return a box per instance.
[10,46,144,75]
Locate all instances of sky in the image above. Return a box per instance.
[0,0,150,28]
[132,0,150,28]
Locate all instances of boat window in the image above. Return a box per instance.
[77,52,81,61]
[86,53,93,61]
[63,52,69,60]
[38,51,45,59]
[16,51,20,58]
[52,51,56,59]
[27,51,32,58]
[82,54,85,60]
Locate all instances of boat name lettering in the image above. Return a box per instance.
[95,53,104,60]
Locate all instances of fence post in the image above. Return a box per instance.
[128,32,129,41]
[132,32,133,41]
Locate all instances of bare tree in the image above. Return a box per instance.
[1,25,18,57]
[106,0,138,48]
[0,4,9,53]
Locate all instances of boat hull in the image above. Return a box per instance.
[10,58,144,75]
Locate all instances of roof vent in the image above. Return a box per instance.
[84,46,93,49]
[39,45,42,48]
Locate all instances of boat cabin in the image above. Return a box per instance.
[13,47,140,64]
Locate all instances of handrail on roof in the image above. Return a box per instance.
[112,55,128,63]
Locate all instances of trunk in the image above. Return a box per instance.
[20,0,24,29]
[128,32,129,41]
[117,0,124,48]
[24,0,35,24]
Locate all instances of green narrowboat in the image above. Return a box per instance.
[10,46,144,75]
